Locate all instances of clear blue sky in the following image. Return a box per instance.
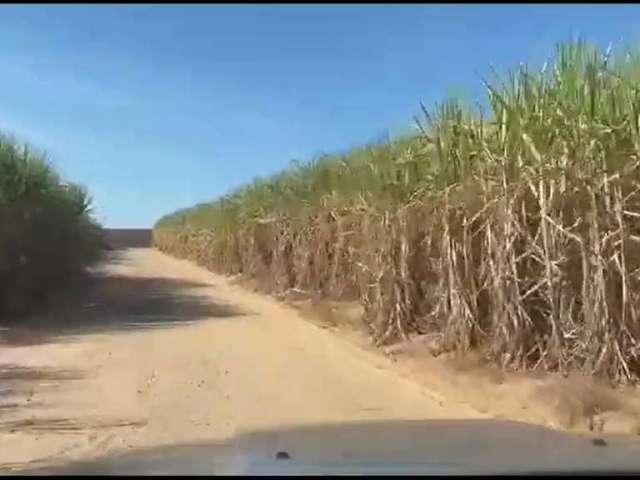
[1,5,639,227]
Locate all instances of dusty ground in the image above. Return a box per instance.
[1,248,640,473]
[295,299,640,437]
[0,248,484,472]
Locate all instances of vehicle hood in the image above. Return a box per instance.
[21,419,640,475]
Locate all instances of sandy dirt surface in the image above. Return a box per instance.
[3,248,640,473]
[0,248,487,472]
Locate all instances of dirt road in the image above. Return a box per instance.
[0,248,485,471]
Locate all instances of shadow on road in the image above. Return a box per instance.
[0,363,147,447]
[0,365,84,384]
[94,249,136,267]
[0,365,87,431]
[0,249,247,346]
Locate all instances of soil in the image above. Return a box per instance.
[1,247,639,473]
